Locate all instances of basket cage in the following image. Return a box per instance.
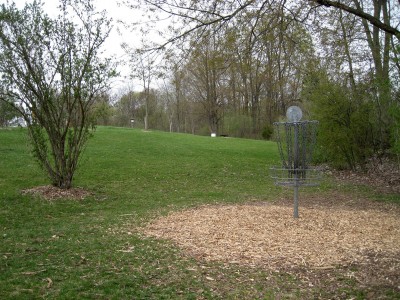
[271,120,320,186]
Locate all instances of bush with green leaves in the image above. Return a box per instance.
[261,124,273,140]
[390,103,400,158]
[304,71,380,170]
[0,0,116,188]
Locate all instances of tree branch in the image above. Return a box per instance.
[140,0,257,51]
[310,0,400,40]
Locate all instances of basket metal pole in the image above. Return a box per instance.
[293,124,299,218]
[294,182,299,218]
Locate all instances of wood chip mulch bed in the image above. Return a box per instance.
[21,185,91,200]
[143,193,400,289]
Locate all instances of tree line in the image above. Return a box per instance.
[105,0,400,170]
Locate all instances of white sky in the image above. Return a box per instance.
[7,0,153,94]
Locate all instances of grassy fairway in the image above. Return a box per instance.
[77,127,281,212]
[0,127,398,299]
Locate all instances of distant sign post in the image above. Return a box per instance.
[130,119,134,127]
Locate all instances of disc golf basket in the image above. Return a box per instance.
[270,106,321,218]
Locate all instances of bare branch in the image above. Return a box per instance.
[310,0,400,40]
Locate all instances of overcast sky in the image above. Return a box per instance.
[10,0,151,93]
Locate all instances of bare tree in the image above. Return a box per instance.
[185,30,229,135]
[124,45,161,131]
[0,0,116,189]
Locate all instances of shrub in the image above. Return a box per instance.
[303,71,379,170]
[261,124,273,140]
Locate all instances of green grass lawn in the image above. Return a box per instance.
[0,127,398,299]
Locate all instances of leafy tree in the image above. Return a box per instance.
[0,0,116,189]
[184,30,228,135]
[91,93,114,126]
[310,0,399,167]
[163,60,188,133]
[111,87,166,130]
[390,100,400,160]
[0,101,18,127]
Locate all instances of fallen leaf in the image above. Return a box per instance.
[44,277,53,288]
[206,276,214,281]
[186,268,197,271]
[21,269,46,275]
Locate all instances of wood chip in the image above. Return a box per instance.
[143,201,400,271]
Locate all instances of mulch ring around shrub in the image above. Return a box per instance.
[22,185,92,200]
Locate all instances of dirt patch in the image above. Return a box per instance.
[143,194,400,289]
[329,156,400,194]
[22,185,91,200]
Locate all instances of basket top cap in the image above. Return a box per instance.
[286,106,302,122]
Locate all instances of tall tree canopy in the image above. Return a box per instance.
[128,0,400,48]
